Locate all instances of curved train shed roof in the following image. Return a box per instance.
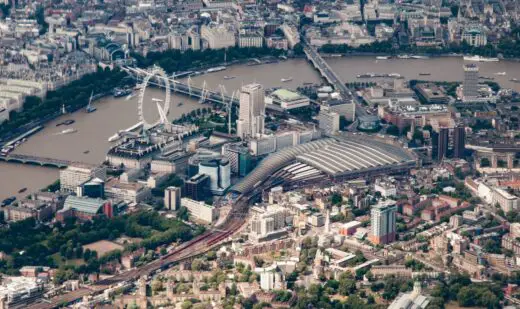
[231,135,416,194]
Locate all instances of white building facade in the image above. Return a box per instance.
[237,83,265,139]
[60,164,107,193]
[181,197,217,223]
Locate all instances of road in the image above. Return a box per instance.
[302,40,368,118]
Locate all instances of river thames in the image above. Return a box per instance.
[2,56,520,199]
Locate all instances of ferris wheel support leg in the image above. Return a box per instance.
[188,76,192,97]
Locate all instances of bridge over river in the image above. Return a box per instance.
[302,40,368,118]
[0,154,71,168]
[122,66,287,113]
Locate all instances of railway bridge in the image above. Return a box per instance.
[122,66,240,106]
[122,66,285,112]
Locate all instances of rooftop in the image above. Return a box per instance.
[494,188,517,200]
[232,135,415,194]
[296,137,415,177]
[62,196,108,215]
[372,199,397,210]
[106,178,146,192]
[271,89,305,101]
[0,276,42,298]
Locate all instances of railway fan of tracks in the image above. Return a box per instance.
[27,195,251,309]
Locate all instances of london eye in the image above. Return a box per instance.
[137,65,171,130]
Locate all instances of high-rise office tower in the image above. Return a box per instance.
[438,127,449,161]
[185,174,210,201]
[164,186,181,210]
[237,83,265,139]
[431,131,439,160]
[317,106,340,134]
[370,200,397,245]
[463,64,479,99]
[453,126,466,158]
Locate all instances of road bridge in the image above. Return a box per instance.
[302,40,368,118]
[0,154,71,168]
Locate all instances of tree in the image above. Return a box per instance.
[427,297,445,309]
[387,125,400,136]
[53,267,77,284]
[412,130,424,143]
[457,286,475,307]
[293,43,304,55]
[206,251,217,260]
[252,302,271,309]
[0,209,195,276]
[330,193,343,205]
[338,272,357,295]
[151,279,163,293]
[383,277,405,300]
[230,283,238,296]
[0,3,11,18]
[181,301,193,309]
[483,239,502,254]
[178,206,189,221]
[176,283,190,293]
[33,7,49,35]
[191,258,206,271]
[254,256,265,267]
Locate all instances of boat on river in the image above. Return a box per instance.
[463,55,499,62]
[113,88,132,98]
[1,197,16,206]
[57,119,75,126]
[60,128,77,134]
[108,133,120,142]
[206,66,226,73]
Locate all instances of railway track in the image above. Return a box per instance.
[27,195,250,309]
